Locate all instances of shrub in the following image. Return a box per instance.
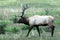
[0,20,7,34]
[0,20,11,34]
[5,26,20,33]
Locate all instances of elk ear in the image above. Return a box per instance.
[20,16,24,18]
[20,16,22,18]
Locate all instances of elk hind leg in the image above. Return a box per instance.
[50,25,55,37]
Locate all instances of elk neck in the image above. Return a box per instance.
[18,17,29,26]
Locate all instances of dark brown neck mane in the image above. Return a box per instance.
[23,17,29,25]
[18,17,29,25]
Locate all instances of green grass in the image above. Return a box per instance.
[0,0,60,40]
[0,24,60,40]
[0,0,60,8]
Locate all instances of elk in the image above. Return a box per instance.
[17,5,55,37]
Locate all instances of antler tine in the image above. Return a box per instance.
[23,4,28,11]
[21,4,28,17]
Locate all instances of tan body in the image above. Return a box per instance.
[28,15,54,26]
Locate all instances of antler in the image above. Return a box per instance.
[21,4,29,17]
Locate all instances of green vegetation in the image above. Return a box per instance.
[0,20,10,34]
[0,0,60,40]
[0,0,60,8]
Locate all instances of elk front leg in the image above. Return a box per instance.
[26,26,34,37]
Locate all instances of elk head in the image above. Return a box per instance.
[17,4,29,25]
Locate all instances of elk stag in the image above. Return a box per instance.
[17,4,55,37]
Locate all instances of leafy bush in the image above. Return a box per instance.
[0,20,12,34]
[5,24,29,33]
[0,20,8,34]
[5,26,20,33]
